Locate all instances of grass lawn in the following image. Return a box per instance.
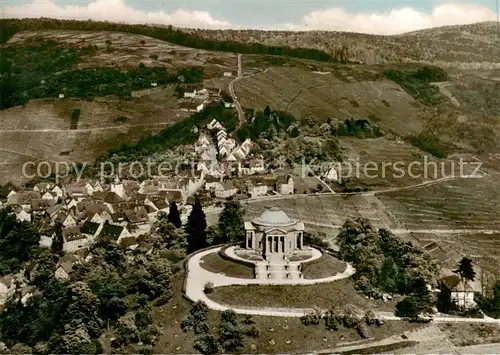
[302,253,346,279]
[200,251,255,278]
[208,279,395,312]
[140,271,419,353]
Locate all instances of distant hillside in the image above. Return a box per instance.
[3,19,499,67]
[187,22,500,67]
[0,18,335,63]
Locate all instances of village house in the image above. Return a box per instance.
[184,88,209,100]
[99,222,131,244]
[40,191,57,201]
[241,157,266,175]
[33,182,54,194]
[248,176,277,196]
[207,119,224,131]
[52,185,64,198]
[81,220,103,241]
[277,174,294,195]
[440,275,476,309]
[208,88,221,97]
[324,165,340,182]
[215,181,238,199]
[0,276,16,305]
[53,211,77,227]
[65,183,90,200]
[31,199,56,218]
[249,181,268,198]
[145,196,169,214]
[8,190,39,210]
[62,226,90,253]
[54,262,74,280]
[15,207,32,223]
[38,224,55,248]
[124,206,150,229]
[180,101,205,113]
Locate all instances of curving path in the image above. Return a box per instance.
[184,246,355,316]
[185,247,500,324]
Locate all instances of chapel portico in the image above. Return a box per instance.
[244,206,305,260]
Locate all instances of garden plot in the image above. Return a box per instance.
[234,67,424,135]
[377,177,500,231]
[10,30,237,77]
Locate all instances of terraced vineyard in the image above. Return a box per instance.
[338,137,451,189]
[244,193,402,233]
[234,66,425,136]
[377,177,500,231]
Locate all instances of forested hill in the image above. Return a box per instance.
[0,18,335,62]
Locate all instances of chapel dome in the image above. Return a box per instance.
[254,206,294,226]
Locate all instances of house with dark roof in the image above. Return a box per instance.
[215,181,238,199]
[440,274,476,309]
[63,226,88,253]
[81,221,102,239]
[145,196,169,212]
[55,262,74,280]
[7,191,40,208]
[124,206,149,227]
[103,191,124,204]
[53,211,77,227]
[31,199,56,216]
[38,223,55,248]
[161,190,183,204]
[99,223,130,243]
[276,174,294,195]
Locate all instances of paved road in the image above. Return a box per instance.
[240,175,458,205]
[229,54,245,129]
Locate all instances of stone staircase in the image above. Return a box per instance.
[255,261,302,280]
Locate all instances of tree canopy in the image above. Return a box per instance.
[186,201,207,253]
[218,200,245,244]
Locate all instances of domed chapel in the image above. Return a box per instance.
[244,206,305,260]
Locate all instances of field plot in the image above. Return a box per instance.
[9,30,237,77]
[244,194,400,231]
[377,177,500,231]
[234,67,424,135]
[338,137,451,189]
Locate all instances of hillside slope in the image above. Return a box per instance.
[190,22,500,67]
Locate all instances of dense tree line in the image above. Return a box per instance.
[236,106,296,142]
[384,66,448,106]
[336,118,382,138]
[0,19,334,62]
[337,218,438,297]
[0,207,41,275]
[0,233,174,353]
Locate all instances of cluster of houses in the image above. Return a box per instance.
[180,86,235,113]
[192,119,297,200]
[0,178,190,253]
